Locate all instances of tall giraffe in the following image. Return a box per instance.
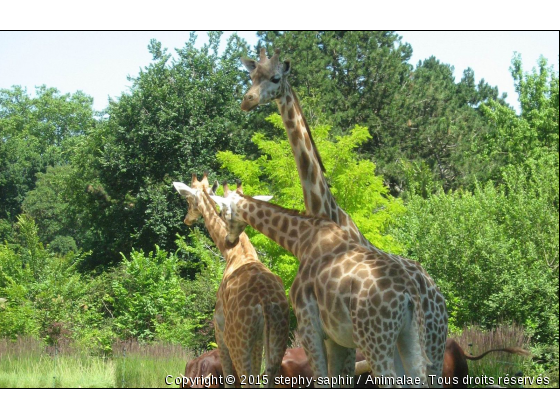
[210,184,433,388]
[173,174,289,388]
[240,48,447,384]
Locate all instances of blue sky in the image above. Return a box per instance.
[1,31,558,112]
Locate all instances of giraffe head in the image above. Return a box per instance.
[240,48,291,111]
[173,173,216,225]
[210,181,273,248]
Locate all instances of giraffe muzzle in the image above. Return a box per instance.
[225,235,240,249]
[241,93,259,112]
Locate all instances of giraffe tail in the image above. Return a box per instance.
[464,347,532,361]
[408,293,433,371]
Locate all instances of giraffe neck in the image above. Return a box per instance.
[276,86,338,221]
[276,85,374,250]
[236,195,316,260]
[197,189,259,270]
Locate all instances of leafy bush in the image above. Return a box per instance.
[48,235,78,255]
[0,216,107,345]
[174,229,223,350]
[109,246,188,343]
[393,152,559,343]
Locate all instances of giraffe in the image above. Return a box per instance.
[173,174,289,388]
[209,184,432,388]
[240,48,448,385]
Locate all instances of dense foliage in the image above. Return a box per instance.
[0,216,220,353]
[0,32,557,377]
[391,55,559,344]
[0,86,95,221]
[217,115,405,290]
[393,153,559,342]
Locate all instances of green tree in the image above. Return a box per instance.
[393,152,559,343]
[0,86,95,220]
[474,55,559,183]
[78,33,253,267]
[382,58,501,193]
[22,165,77,248]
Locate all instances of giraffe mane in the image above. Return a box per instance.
[202,188,223,218]
[239,193,303,216]
[289,86,326,174]
[239,193,331,222]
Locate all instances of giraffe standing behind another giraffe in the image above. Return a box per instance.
[239,48,448,386]
[210,183,432,388]
[173,174,289,388]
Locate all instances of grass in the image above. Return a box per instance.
[113,340,193,388]
[1,327,556,388]
[0,337,114,388]
[0,337,193,388]
[450,324,537,388]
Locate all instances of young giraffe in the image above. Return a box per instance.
[240,48,448,385]
[173,174,289,388]
[210,184,431,388]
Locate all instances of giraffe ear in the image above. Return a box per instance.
[241,57,257,73]
[173,182,196,197]
[222,182,231,198]
[253,195,274,202]
[208,194,227,208]
[282,59,291,75]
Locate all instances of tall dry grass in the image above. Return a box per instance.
[450,324,532,387]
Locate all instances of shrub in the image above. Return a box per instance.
[393,152,559,343]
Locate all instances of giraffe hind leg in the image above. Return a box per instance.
[239,315,263,388]
[426,335,446,388]
[394,347,407,386]
[215,329,236,388]
[359,340,399,388]
[263,303,289,388]
[354,323,400,387]
[325,339,356,388]
[250,336,264,387]
[292,298,329,387]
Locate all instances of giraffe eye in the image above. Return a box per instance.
[270,75,281,83]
